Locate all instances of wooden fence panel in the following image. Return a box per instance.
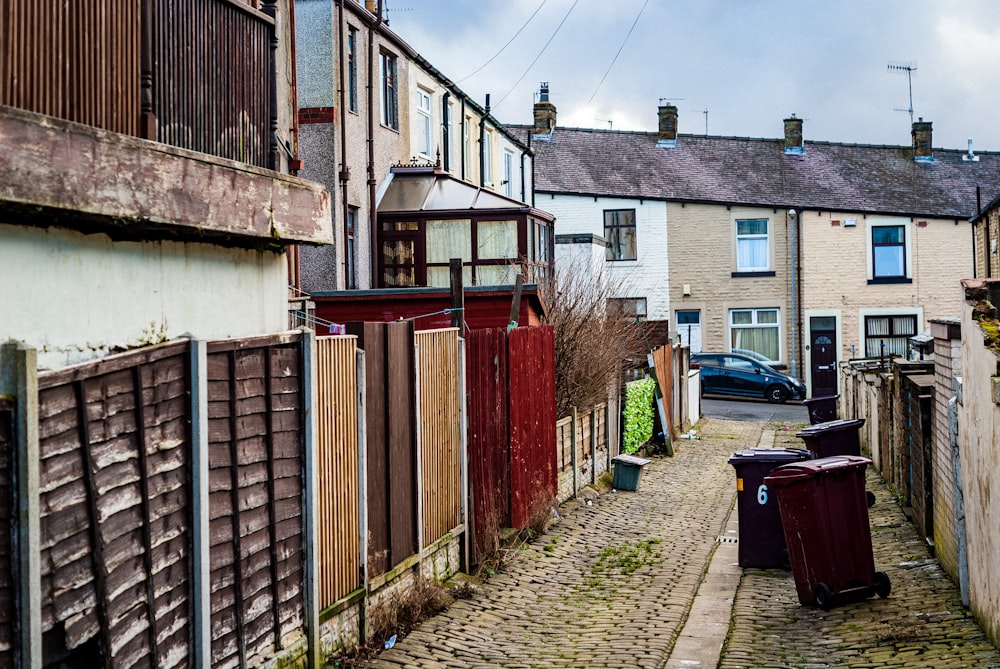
[556,416,572,473]
[36,341,191,668]
[651,345,674,438]
[315,336,360,607]
[0,399,14,667]
[348,322,417,575]
[206,336,304,668]
[1,0,141,136]
[416,329,462,547]
[465,328,510,562]
[508,326,557,529]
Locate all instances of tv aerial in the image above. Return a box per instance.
[887,61,917,125]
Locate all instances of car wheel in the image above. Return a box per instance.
[765,384,788,404]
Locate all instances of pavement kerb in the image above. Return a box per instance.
[663,426,774,669]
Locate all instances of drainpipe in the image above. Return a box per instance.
[979,186,988,277]
[442,92,450,173]
[337,0,351,288]
[479,94,490,187]
[949,389,970,606]
[366,0,383,287]
[788,209,799,380]
[460,97,467,181]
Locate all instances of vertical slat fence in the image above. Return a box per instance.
[415,328,462,546]
[315,336,360,608]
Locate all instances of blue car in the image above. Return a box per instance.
[691,352,806,404]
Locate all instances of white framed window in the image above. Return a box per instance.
[483,129,494,185]
[735,218,770,272]
[866,219,911,282]
[379,51,398,130]
[416,89,432,158]
[503,150,515,198]
[730,308,780,362]
[347,27,358,112]
[446,100,455,172]
[864,313,917,357]
[605,209,637,261]
[463,116,471,178]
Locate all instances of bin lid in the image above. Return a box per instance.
[796,417,865,438]
[727,448,814,466]
[763,455,871,486]
[613,454,651,466]
[803,393,839,403]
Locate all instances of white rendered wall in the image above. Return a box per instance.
[2,226,289,370]
[541,193,669,320]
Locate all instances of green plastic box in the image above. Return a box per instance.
[612,454,651,491]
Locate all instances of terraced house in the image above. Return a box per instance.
[520,91,1000,396]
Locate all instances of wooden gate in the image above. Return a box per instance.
[348,321,418,576]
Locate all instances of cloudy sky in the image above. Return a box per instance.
[387,0,1000,150]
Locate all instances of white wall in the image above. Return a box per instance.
[2,226,289,370]
[541,194,669,320]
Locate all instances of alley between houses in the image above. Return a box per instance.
[355,418,1000,669]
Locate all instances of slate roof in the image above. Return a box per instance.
[514,126,1000,219]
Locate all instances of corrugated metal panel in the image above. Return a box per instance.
[508,326,557,530]
[415,328,462,546]
[206,336,304,668]
[465,328,509,562]
[315,336,360,607]
[36,341,192,668]
[0,0,141,135]
[0,400,14,666]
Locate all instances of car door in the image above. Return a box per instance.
[722,355,763,397]
[697,355,724,394]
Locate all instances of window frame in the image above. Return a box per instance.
[416,88,432,158]
[503,149,515,198]
[604,208,637,261]
[347,27,358,113]
[866,218,912,284]
[379,51,398,130]
[734,218,771,273]
[346,206,358,289]
[864,313,918,358]
[482,129,494,186]
[608,297,648,320]
[728,307,781,363]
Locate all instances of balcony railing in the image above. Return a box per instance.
[1,0,277,169]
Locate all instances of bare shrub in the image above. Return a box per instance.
[366,575,451,645]
[540,261,646,417]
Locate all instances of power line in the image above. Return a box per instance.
[587,0,650,104]
[494,0,582,110]
[457,0,551,83]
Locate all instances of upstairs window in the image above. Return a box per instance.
[503,150,515,198]
[482,129,494,185]
[379,51,398,130]
[872,225,906,279]
[347,27,358,112]
[416,89,432,158]
[735,218,769,272]
[605,209,637,261]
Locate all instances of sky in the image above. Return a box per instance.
[387,0,1000,150]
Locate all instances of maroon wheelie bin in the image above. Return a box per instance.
[764,455,891,609]
[795,418,865,458]
[727,448,813,569]
[803,394,839,424]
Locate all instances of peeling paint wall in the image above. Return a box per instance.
[959,288,1000,648]
[1,225,288,370]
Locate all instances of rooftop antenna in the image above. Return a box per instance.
[659,97,685,105]
[693,108,708,135]
[887,61,917,125]
[594,118,613,129]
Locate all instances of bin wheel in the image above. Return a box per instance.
[814,582,834,610]
[874,571,892,599]
[766,385,789,404]
[779,549,792,571]
[866,491,876,508]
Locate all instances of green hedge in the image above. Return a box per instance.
[623,377,656,454]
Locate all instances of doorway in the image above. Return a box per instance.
[676,310,702,352]
[809,316,838,397]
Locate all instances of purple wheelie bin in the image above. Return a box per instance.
[764,455,891,609]
[795,418,865,458]
[727,448,813,569]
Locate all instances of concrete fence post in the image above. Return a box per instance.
[187,339,211,669]
[570,406,578,498]
[300,329,321,669]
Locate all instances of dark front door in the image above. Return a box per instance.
[809,317,838,397]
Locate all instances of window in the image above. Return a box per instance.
[379,51,398,129]
[347,27,358,112]
[446,101,455,172]
[416,89,432,158]
[503,150,515,198]
[735,218,769,272]
[346,206,358,289]
[605,209,637,261]
[462,116,471,177]
[872,225,906,279]
[730,308,780,362]
[865,314,917,357]
[482,129,493,185]
[608,298,647,320]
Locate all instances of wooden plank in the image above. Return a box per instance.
[387,320,417,568]
[131,364,161,667]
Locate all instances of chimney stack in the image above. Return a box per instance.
[657,101,678,147]
[783,114,803,155]
[365,0,376,12]
[532,82,557,139]
[912,118,933,162]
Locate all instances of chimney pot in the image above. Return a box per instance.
[657,103,678,147]
[912,119,933,162]
[783,115,804,155]
[532,82,557,139]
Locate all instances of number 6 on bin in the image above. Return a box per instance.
[757,484,768,505]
